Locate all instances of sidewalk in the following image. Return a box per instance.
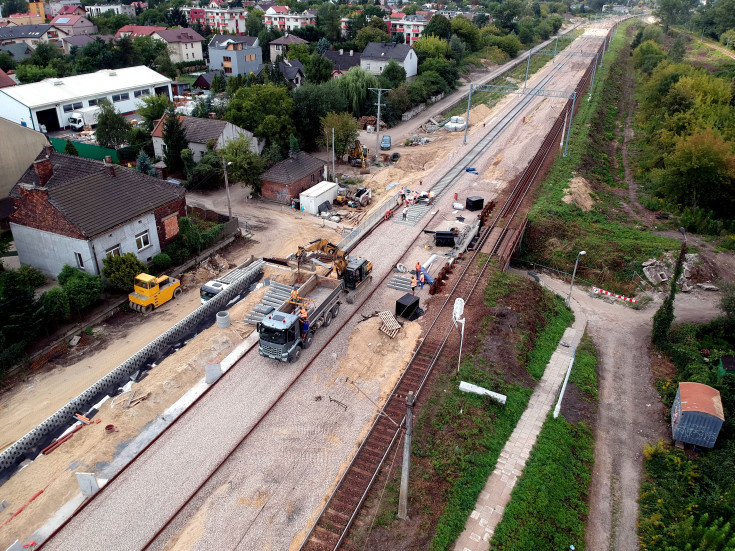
[453,281,588,551]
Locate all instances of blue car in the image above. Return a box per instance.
[380,135,391,150]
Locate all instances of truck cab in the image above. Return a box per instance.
[257,311,306,362]
[200,280,228,304]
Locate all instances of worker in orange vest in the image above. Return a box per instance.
[299,306,308,320]
[419,271,426,289]
[291,287,299,301]
[411,275,417,296]
[415,262,421,275]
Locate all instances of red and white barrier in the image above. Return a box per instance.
[592,286,637,303]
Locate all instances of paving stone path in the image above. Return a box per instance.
[453,292,588,551]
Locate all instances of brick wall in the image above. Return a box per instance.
[260,169,322,204]
[9,187,84,239]
[154,197,186,249]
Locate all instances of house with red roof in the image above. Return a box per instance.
[57,4,87,16]
[49,14,97,36]
[152,28,205,63]
[115,24,166,38]
[0,68,16,88]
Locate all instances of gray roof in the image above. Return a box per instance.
[269,34,308,46]
[0,24,56,40]
[261,151,323,184]
[193,70,221,88]
[361,42,412,61]
[279,59,303,82]
[324,49,361,71]
[0,43,32,61]
[153,28,205,43]
[209,34,258,47]
[62,34,113,48]
[13,150,183,238]
[181,117,228,145]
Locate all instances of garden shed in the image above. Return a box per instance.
[717,355,735,381]
[671,382,724,448]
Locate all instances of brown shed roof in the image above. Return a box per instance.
[151,115,230,145]
[260,151,324,184]
[679,382,725,420]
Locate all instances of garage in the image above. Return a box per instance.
[35,108,60,132]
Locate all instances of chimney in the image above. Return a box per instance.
[33,158,53,187]
[104,156,115,177]
[43,144,55,156]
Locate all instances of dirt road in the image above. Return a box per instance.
[534,275,722,551]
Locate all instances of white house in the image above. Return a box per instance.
[152,28,204,63]
[151,115,263,162]
[85,4,136,17]
[360,42,417,78]
[180,6,247,34]
[0,66,172,132]
[263,6,316,32]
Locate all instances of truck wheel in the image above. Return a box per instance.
[173,287,182,298]
[303,332,314,349]
[289,346,302,362]
[324,311,333,327]
[331,304,340,318]
[143,304,153,314]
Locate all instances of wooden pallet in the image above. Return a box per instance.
[378,311,401,339]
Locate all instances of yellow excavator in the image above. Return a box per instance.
[347,140,370,174]
[296,238,372,303]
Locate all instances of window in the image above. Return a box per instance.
[135,230,150,251]
[112,92,130,102]
[106,245,121,257]
[223,55,231,62]
[88,99,97,106]
[186,53,189,59]
[73,102,82,109]
[224,66,232,74]
[133,88,150,98]
[74,252,84,269]
[63,104,73,112]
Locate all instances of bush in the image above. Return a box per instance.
[164,240,191,265]
[58,264,81,286]
[57,267,104,311]
[201,224,224,249]
[39,287,71,323]
[16,265,46,288]
[151,253,172,274]
[102,252,148,292]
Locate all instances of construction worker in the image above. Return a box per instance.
[415,262,421,274]
[299,306,308,320]
[299,307,310,339]
[399,186,405,203]
[402,206,408,221]
[419,271,426,289]
[291,287,299,301]
[411,275,417,295]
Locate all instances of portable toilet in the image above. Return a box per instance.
[671,382,724,448]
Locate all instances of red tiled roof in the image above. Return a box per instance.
[0,68,16,88]
[153,28,204,43]
[114,24,166,38]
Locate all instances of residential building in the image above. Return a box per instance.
[0,118,49,197]
[130,2,148,10]
[46,2,84,18]
[260,151,326,204]
[324,48,360,77]
[2,14,44,25]
[0,69,15,89]
[192,70,221,89]
[0,66,172,132]
[115,24,166,38]
[268,33,307,61]
[387,14,427,45]
[28,2,46,20]
[151,114,263,162]
[360,42,417,78]
[0,24,67,48]
[0,43,32,62]
[180,6,246,34]
[56,4,86,16]
[208,34,261,76]
[85,4,136,18]
[61,33,111,54]
[151,28,204,63]
[9,146,186,277]
[49,14,97,36]
[263,6,316,32]
[255,59,303,87]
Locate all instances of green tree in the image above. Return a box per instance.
[64,140,79,156]
[321,111,359,160]
[721,282,735,321]
[0,270,36,372]
[304,54,333,84]
[356,26,390,50]
[38,287,71,323]
[419,56,459,88]
[424,14,452,39]
[336,66,379,116]
[162,106,189,175]
[286,43,311,63]
[28,42,64,67]
[493,0,526,31]
[61,270,104,312]
[74,37,117,73]
[210,72,226,93]
[449,35,466,62]
[633,40,666,74]
[245,9,264,36]
[0,51,15,72]
[317,3,341,42]
[315,37,331,55]
[136,150,157,176]
[641,24,665,46]
[178,217,203,254]
[15,64,56,84]
[1,0,27,17]
[221,136,266,192]
[668,35,686,63]
[91,12,134,34]
[102,252,148,292]
[450,15,481,51]
[289,133,300,154]
[132,35,168,67]
[656,0,682,33]
[651,243,686,349]
[473,13,490,28]
[225,83,295,150]
[292,81,348,150]
[95,99,132,149]
[413,35,448,61]
[136,92,171,133]
[380,59,406,88]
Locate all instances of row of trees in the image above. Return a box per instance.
[632,25,735,226]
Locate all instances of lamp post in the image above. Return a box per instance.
[566,250,586,308]
[453,298,465,376]
[679,226,687,244]
[221,156,232,221]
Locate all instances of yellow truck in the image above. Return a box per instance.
[128,273,182,313]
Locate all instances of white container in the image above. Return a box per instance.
[299,181,339,216]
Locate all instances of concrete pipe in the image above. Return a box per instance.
[216,311,231,328]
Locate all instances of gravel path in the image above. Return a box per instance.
[43,39,601,551]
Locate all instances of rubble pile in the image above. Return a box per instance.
[642,253,719,292]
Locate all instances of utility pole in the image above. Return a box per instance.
[332,127,335,182]
[524,49,532,88]
[369,87,390,164]
[221,155,232,221]
[463,83,473,145]
[398,391,415,520]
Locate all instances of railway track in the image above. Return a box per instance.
[299,34,608,551]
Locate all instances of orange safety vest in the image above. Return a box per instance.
[299,308,308,319]
[416,263,421,273]
[420,272,425,283]
[411,277,417,288]
[291,289,299,299]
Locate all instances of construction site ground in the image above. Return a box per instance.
[0,22,655,550]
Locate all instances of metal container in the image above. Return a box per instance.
[671,382,724,448]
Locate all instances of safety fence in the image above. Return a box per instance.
[0,260,265,477]
[338,193,400,253]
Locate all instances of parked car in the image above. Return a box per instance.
[380,135,391,150]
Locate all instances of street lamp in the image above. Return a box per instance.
[679,226,687,243]
[453,298,465,376]
[566,250,586,308]
[221,156,233,221]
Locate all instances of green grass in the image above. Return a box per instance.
[490,415,594,551]
[175,73,198,86]
[520,19,680,295]
[526,295,573,379]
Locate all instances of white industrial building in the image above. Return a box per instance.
[0,66,172,132]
